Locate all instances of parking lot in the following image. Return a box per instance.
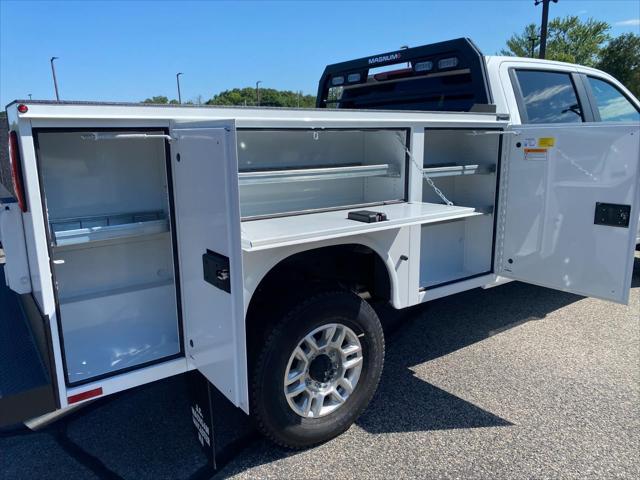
[2,253,639,479]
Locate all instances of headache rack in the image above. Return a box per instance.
[316,38,492,112]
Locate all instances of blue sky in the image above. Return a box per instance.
[1,0,639,105]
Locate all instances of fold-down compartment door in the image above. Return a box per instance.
[497,124,640,304]
[170,120,247,411]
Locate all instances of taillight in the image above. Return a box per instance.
[8,130,28,212]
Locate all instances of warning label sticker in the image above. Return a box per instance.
[524,148,548,161]
[538,137,555,148]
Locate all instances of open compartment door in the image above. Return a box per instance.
[497,124,640,303]
[170,120,247,411]
[497,124,640,304]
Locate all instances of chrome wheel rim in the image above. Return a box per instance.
[283,323,364,418]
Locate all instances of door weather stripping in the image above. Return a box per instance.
[81,133,175,142]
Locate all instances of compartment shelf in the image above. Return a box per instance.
[421,164,496,178]
[59,278,174,305]
[238,163,396,185]
[420,269,487,289]
[52,211,169,247]
[241,202,483,251]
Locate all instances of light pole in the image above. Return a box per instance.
[535,0,558,59]
[176,72,183,104]
[50,57,60,101]
[256,80,262,106]
[527,35,539,58]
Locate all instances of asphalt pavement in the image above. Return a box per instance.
[2,253,639,480]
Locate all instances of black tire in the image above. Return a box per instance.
[251,290,385,449]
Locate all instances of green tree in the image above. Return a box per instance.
[206,87,315,107]
[501,23,540,58]
[501,15,610,67]
[141,95,179,104]
[596,33,640,97]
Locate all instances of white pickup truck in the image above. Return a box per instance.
[1,38,639,455]
[316,38,640,244]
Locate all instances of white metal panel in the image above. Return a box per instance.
[498,124,640,303]
[18,101,503,127]
[420,215,494,288]
[64,357,188,407]
[170,121,248,411]
[419,273,496,302]
[240,202,481,251]
[5,113,68,407]
[60,282,179,383]
[0,202,32,293]
[12,121,56,313]
[242,227,413,311]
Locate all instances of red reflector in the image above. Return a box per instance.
[68,387,103,404]
[17,104,28,113]
[8,131,28,212]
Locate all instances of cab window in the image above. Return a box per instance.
[514,70,583,124]
[587,77,640,122]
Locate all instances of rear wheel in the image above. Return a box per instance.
[251,290,385,449]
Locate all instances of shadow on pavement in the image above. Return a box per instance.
[6,255,639,479]
[216,279,586,478]
[1,375,213,480]
[358,280,582,434]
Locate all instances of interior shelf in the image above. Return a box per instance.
[241,201,483,251]
[238,163,397,185]
[58,278,174,305]
[420,269,485,289]
[52,211,169,247]
[421,164,496,178]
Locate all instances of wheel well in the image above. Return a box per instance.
[245,244,390,364]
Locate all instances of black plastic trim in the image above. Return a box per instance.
[18,294,61,409]
[575,73,600,122]
[572,73,596,122]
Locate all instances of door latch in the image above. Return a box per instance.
[216,268,229,281]
[202,250,231,293]
[594,202,631,228]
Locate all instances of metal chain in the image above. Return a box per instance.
[395,133,454,206]
[423,175,454,206]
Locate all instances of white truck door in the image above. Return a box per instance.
[498,124,640,304]
[170,121,247,411]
